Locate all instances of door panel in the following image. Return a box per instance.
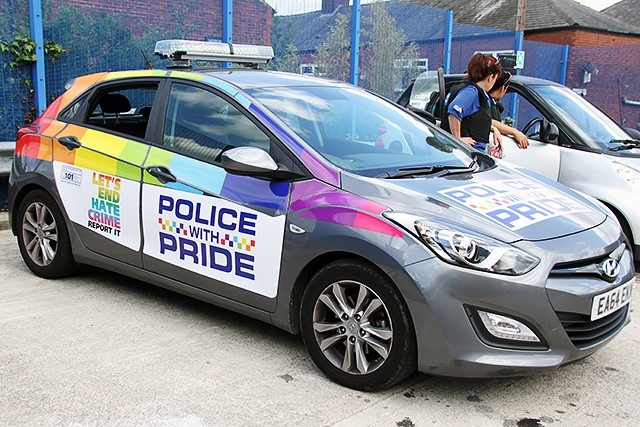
[501,135,561,181]
[52,125,148,266]
[139,82,290,310]
[141,148,289,309]
[51,81,160,267]
[499,91,561,181]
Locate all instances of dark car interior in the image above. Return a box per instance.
[86,87,157,140]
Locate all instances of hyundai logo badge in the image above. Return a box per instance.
[600,258,620,280]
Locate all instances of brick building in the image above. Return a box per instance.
[394,0,640,128]
[598,0,640,128]
[47,0,275,45]
[404,0,640,45]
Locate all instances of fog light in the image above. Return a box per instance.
[478,311,540,342]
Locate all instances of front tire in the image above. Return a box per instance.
[300,260,417,391]
[17,190,77,278]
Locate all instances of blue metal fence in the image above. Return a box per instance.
[522,40,567,83]
[1,1,31,142]
[4,0,634,143]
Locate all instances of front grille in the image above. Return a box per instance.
[556,305,629,349]
[549,242,629,283]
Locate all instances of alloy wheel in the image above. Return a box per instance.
[22,201,59,267]
[312,280,393,375]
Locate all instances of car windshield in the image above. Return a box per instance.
[529,85,631,147]
[247,85,473,177]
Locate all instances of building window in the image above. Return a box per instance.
[300,63,317,75]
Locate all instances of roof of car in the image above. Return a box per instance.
[510,75,564,87]
[203,69,350,90]
[64,68,349,101]
[443,73,564,87]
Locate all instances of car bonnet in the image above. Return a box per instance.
[341,164,608,243]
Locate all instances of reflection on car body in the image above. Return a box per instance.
[8,41,635,391]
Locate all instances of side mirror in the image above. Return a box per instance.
[221,146,278,176]
[545,122,559,143]
[221,146,304,180]
[625,127,640,140]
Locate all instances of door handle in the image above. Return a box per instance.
[58,135,82,150]
[146,165,177,184]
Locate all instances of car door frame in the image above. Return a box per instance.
[52,77,167,268]
[139,74,310,313]
[493,81,562,181]
[418,75,563,181]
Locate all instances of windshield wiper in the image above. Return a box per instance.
[378,160,477,179]
[608,139,640,151]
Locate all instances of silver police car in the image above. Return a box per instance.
[8,41,634,390]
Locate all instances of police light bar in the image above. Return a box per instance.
[154,40,274,64]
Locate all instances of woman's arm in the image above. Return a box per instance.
[492,119,529,148]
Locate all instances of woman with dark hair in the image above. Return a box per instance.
[443,53,501,153]
[488,70,528,150]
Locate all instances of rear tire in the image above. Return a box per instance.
[17,190,77,278]
[300,260,417,391]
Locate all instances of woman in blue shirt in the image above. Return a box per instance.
[445,53,502,153]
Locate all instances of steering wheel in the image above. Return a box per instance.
[522,117,544,137]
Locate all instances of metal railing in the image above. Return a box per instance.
[0,141,13,177]
[2,0,638,141]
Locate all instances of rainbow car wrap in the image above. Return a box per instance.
[8,41,635,391]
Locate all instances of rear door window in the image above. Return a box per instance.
[60,83,159,140]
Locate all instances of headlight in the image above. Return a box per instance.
[612,161,640,185]
[415,220,539,275]
[385,213,539,275]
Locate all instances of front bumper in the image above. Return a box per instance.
[399,221,634,378]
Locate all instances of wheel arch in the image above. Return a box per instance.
[600,200,634,248]
[10,181,54,236]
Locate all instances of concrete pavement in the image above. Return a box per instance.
[0,211,9,231]
[1,228,639,426]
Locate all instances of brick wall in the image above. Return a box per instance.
[49,0,273,45]
[567,43,640,129]
[526,29,640,46]
[231,1,273,44]
[523,29,640,128]
[322,0,350,14]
